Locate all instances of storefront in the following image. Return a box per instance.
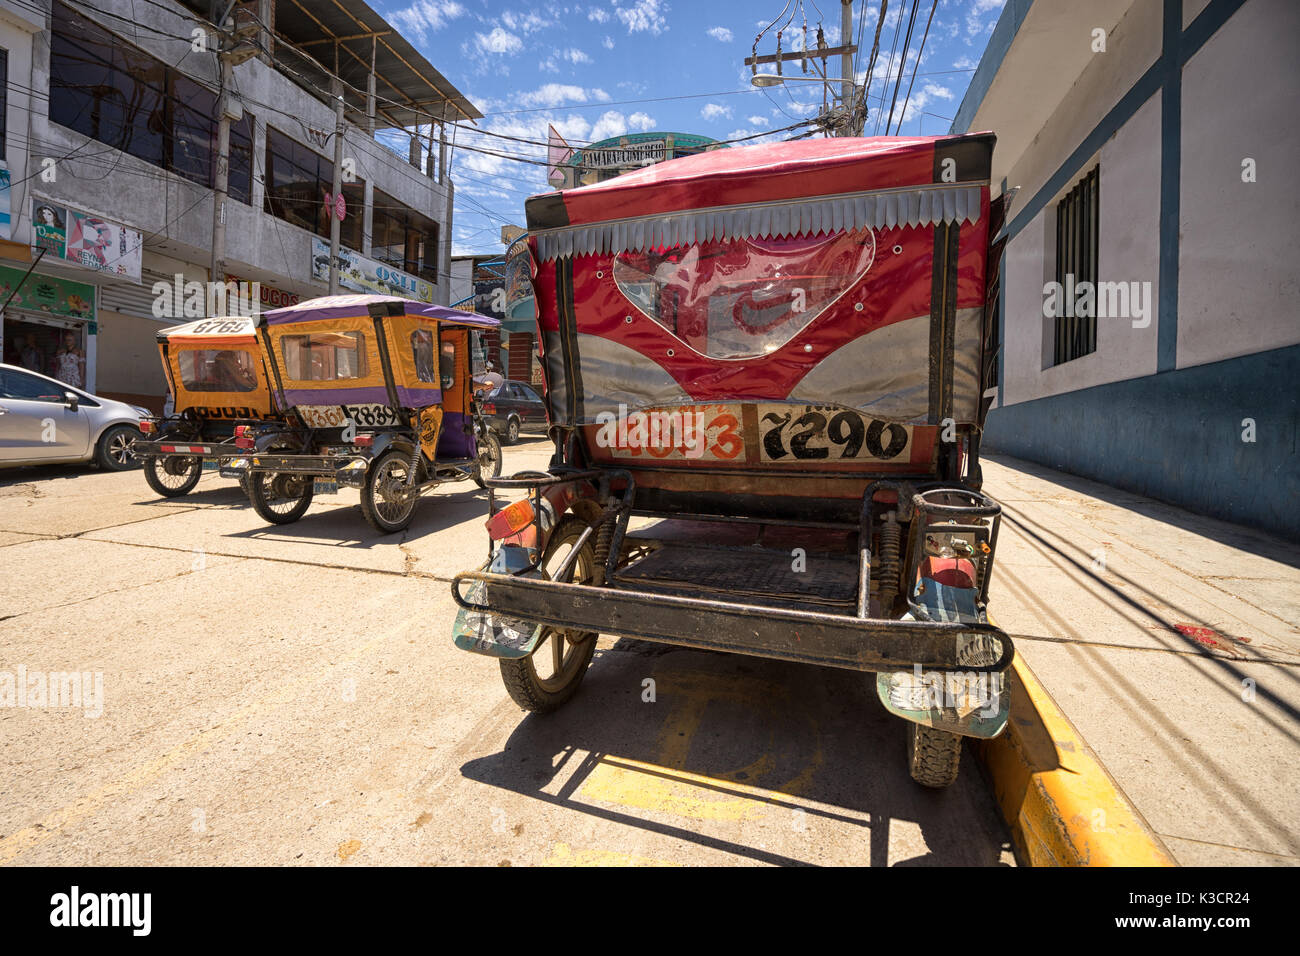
[0,263,98,392]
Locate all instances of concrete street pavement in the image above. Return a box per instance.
[983,454,1300,866]
[0,440,1014,866]
[2,443,1294,866]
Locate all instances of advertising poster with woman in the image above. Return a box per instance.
[33,200,67,256]
[30,200,142,282]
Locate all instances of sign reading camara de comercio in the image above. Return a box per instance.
[310,236,433,303]
[582,140,667,169]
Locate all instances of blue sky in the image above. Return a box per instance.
[371,0,1008,259]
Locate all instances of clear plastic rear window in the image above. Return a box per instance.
[613,230,876,360]
[177,349,258,392]
[280,332,367,381]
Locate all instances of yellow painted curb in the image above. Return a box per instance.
[974,652,1175,867]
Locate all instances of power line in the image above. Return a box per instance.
[884,0,921,136]
[893,0,939,136]
[872,0,907,134]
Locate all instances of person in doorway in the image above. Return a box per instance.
[18,332,43,373]
[54,331,86,389]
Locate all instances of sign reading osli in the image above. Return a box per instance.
[310,236,433,303]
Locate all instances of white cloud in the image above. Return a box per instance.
[517,83,606,109]
[388,1,466,45]
[615,0,669,35]
[473,27,523,55]
[602,35,615,49]
[967,0,1005,38]
[746,115,769,126]
[563,47,592,64]
[706,26,733,42]
[628,111,656,131]
[500,10,551,33]
[590,109,632,141]
[953,55,977,70]
[700,102,732,121]
[723,127,781,146]
[588,6,610,22]
[922,82,954,100]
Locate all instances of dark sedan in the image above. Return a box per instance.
[479,380,548,444]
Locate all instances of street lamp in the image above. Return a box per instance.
[751,73,864,137]
[751,73,851,88]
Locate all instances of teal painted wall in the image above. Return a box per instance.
[983,345,1300,536]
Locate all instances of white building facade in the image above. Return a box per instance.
[0,0,476,410]
[953,0,1298,535]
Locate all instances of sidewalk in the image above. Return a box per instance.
[981,454,1300,865]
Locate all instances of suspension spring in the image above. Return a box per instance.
[591,517,615,586]
[876,512,901,614]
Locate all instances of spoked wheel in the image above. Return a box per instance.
[144,455,202,498]
[247,471,314,525]
[499,517,599,713]
[473,430,502,489]
[360,448,423,534]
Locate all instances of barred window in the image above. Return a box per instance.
[1053,166,1099,365]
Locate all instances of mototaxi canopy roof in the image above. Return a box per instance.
[525,133,993,261]
[262,294,501,330]
[156,316,260,346]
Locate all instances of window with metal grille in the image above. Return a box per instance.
[1053,166,1099,365]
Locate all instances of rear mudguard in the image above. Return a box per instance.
[875,576,1009,739]
[452,546,545,658]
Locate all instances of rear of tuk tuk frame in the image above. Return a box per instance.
[452,133,1016,788]
[134,316,281,498]
[223,294,501,532]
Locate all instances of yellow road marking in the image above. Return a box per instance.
[579,668,822,822]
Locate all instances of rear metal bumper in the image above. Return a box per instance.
[132,439,232,458]
[219,453,369,486]
[450,571,1013,675]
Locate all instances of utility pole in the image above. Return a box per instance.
[209,1,237,293]
[328,80,345,295]
[209,2,257,297]
[210,52,233,290]
[743,3,858,137]
[841,0,859,136]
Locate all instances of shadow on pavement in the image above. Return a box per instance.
[222,482,491,546]
[459,642,1015,866]
[986,452,1300,569]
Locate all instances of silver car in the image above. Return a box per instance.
[0,363,146,470]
